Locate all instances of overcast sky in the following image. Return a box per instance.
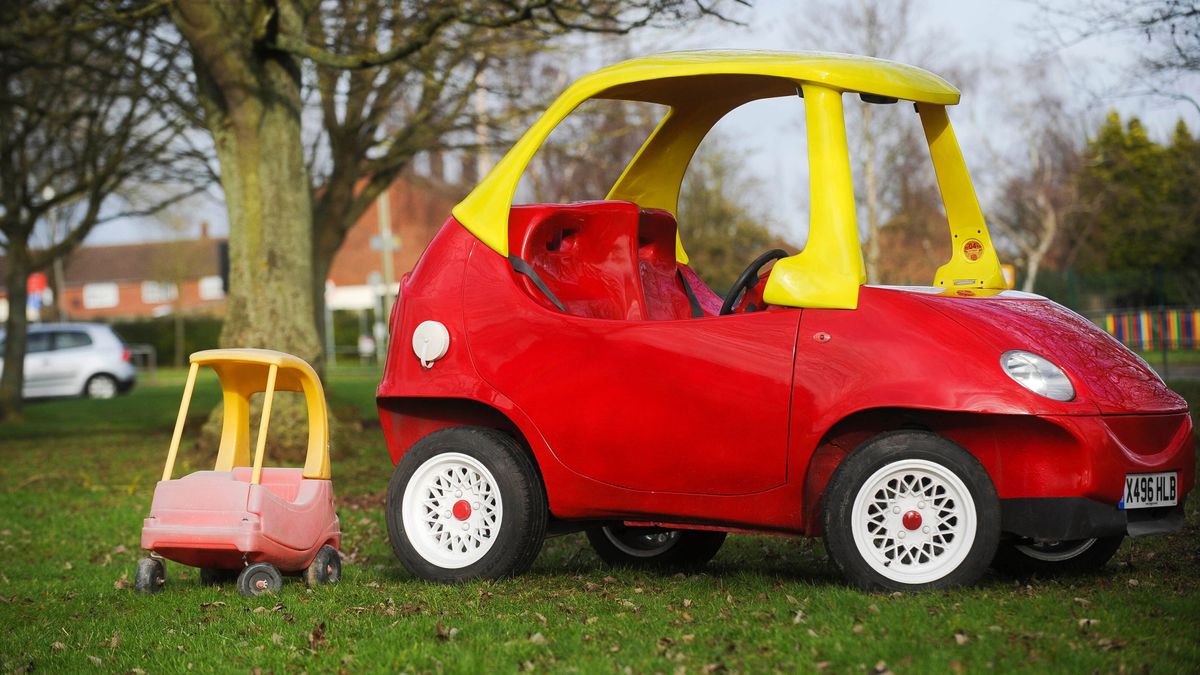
[89,0,1199,247]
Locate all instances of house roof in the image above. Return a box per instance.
[0,238,222,291]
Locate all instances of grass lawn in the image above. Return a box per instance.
[0,371,1197,673]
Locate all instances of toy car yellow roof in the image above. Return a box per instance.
[454,50,1005,310]
[161,349,331,483]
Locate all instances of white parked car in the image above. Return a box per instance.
[0,323,137,399]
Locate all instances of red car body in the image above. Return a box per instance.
[377,204,1193,544]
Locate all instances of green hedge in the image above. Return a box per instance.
[109,316,223,367]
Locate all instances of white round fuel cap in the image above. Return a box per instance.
[412,320,450,368]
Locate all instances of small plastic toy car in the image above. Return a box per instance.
[376,51,1194,590]
[136,349,341,597]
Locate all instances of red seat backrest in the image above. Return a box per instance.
[509,202,646,320]
[637,209,723,319]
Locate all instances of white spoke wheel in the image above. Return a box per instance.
[992,535,1124,577]
[586,525,725,571]
[822,432,999,591]
[386,427,547,582]
[402,452,503,568]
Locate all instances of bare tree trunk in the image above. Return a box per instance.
[0,242,31,421]
[173,1,320,455]
[174,1,319,365]
[1022,194,1059,293]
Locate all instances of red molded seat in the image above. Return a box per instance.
[509,201,647,320]
[637,209,723,319]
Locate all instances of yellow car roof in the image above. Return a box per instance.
[588,50,960,106]
[453,50,960,258]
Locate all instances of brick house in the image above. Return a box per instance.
[0,175,462,321]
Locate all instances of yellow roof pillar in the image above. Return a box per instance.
[762,83,866,309]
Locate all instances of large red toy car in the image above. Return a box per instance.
[376,52,1193,590]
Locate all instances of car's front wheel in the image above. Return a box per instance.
[386,427,547,582]
[586,525,725,571]
[992,535,1124,577]
[821,431,1000,591]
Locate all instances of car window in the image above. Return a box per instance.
[26,332,51,354]
[54,331,93,350]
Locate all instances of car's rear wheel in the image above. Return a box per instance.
[586,525,725,571]
[822,431,1000,591]
[84,373,118,399]
[386,427,547,582]
[992,535,1124,577]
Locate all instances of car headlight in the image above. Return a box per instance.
[1000,350,1074,401]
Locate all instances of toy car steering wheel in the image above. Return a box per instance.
[720,249,789,315]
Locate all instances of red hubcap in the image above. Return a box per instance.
[902,510,922,530]
[452,499,472,520]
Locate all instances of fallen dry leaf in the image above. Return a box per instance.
[681,635,695,643]
[51,642,65,651]
[113,573,130,591]
[112,545,128,555]
[954,631,969,645]
[872,661,893,675]
[852,622,864,634]
[434,621,459,641]
[792,610,806,624]
[270,633,283,646]
[87,655,101,666]
[529,632,548,645]
[108,633,120,650]
[1078,618,1100,630]
[308,622,328,650]
[683,599,693,608]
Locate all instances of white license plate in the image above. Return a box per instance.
[1120,472,1178,510]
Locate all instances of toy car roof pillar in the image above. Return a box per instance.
[158,349,332,483]
[452,50,1006,310]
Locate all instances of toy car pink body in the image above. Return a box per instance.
[142,467,340,571]
[135,349,342,596]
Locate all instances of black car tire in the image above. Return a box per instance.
[586,525,726,571]
[386,427,548,582]
[992,535,1124,577]
[821,431,1001,591]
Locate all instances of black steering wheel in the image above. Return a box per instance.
[720,248,789,315]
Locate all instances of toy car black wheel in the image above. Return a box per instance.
[386,427,548,582]
[821,431,1000,591]
[305,544,342,586]
[237,563,283,596]
[134,557,166,594]
[199,568,237,585]
[586,525,725,571]
[991,535,1124,577]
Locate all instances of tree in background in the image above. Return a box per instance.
[988,69,1089,293]
[1073,112,1200,305]
[0,3,206,421]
